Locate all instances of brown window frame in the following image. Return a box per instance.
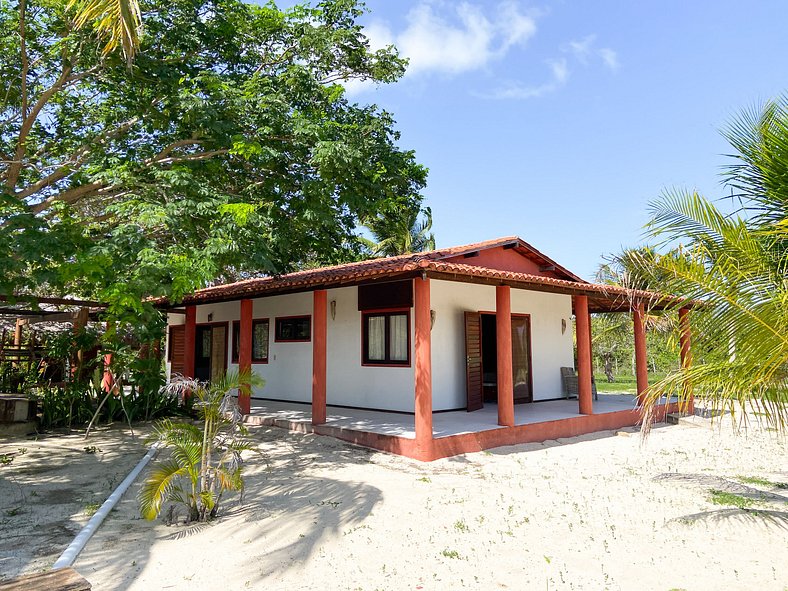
[361,309,411,367]
[274,315,312,342]
[231,318,270,363]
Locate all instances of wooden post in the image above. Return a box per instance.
[312,290,327,425]
[496,285,514,427]
[679,307,694,414]
[183,305,196,379]
[238,299,253,415]
[574,295,593,415]
[633,302,649,406]
[414,276,433,457]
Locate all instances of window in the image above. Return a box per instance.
[275,315,311,342]
[362,311,410,365]
[232,319,270,363]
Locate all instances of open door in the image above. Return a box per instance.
[512,315,533,403]
[210,324,227,382]
[169,325,185,377]
[465,311,483,411]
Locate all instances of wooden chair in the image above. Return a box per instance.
[560,367,598,401]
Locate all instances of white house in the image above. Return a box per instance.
[163,237,690,460]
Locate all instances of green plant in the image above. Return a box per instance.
[641,96,788,431]
[708,489,758,509]
[441,549,460,559]
[84,502,102,516]
[138,370,263,523]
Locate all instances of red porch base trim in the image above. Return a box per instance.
[243,402,680,462]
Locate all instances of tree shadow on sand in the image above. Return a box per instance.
[668,508,788,531]
[654,473,788,504]
[74,424,385,591]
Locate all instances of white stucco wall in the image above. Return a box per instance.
[164,279,574,412]
[325,286,416,412]
[429,280,574,408]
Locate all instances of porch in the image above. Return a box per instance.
[247,394,643,438]
[244,393,680,460]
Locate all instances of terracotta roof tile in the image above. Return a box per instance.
[164,236,679,310]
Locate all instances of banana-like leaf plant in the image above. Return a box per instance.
[139,369,264,523]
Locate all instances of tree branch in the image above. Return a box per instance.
[146,149,230,167]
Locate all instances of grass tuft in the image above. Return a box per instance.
[708,489,757,509]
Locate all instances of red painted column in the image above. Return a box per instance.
[574,295,593,415]
[414,277,433,457]
[496,285,514,427]
[183,305,196,379]
[101,321,115,394]
[312,290,327,425]
[238,299,253,415]
[679,307,694,414]
[633,302,649,406]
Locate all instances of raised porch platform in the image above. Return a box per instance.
[245,395,679,461]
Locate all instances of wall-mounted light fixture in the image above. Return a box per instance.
[430,309,436,330]
[561,318,567,334]
[330,299,337,321]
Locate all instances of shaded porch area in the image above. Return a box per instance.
[247,394,655,439]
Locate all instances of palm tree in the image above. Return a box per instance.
[593,247,678,383]
[362,205,436,257]
[67,0,142,65]
[139,369,264,522]
[640,96,788,432]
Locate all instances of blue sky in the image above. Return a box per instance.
[332,0,788,279]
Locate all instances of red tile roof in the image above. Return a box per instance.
[158,236,682,312]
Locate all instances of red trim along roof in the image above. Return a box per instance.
[160,237,682,312]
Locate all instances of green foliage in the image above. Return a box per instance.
[591,248,681,382]
[1,0,426,321]
[640,96,788,431]
[362,203,436,256]
[138,369,264,523]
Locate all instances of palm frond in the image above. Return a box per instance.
[67,0,142,65]
[640,97,788,433]
[138,460,190,520]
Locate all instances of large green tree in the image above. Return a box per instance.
[1,0,427,322]
[641,97,788,431]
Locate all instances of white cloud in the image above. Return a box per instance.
[564,34,619,71]
[347,0,537,92]
[597,48,620,71]
[479,57,569,100]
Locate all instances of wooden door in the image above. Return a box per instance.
[169,325,185,377]
[511,315,533,403]
[465,311,483,411]
[210,324,227,382]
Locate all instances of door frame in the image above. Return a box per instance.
[467,311,534,409]
[194,321,229,381]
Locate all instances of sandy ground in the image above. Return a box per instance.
[0,424,150,580]
[61,414,788,591]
